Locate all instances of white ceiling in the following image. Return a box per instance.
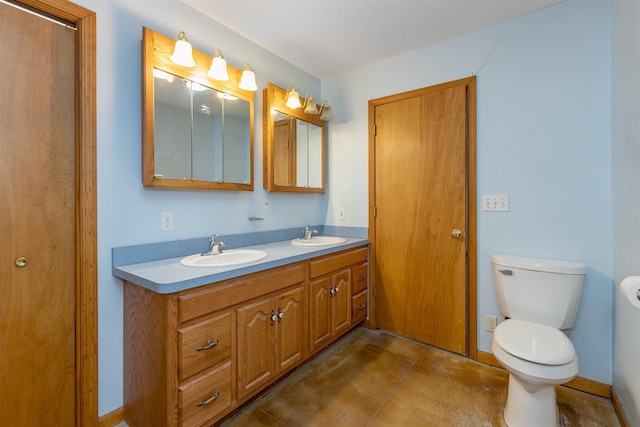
[182,0,564,79]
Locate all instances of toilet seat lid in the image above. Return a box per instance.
[493,319,576,365]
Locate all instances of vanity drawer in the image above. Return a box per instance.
[179,361,232,427]
[179,312,231,380]
[351,263,368,295]
[351,291,367,324]
[309,247,368,279]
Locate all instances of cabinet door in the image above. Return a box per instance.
[237,298,275,400]
[275,286,304,372]
[309,277,332,352]
[332,269,351,336]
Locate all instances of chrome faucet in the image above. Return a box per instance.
[302,225,318,240]
[203,234,225,255]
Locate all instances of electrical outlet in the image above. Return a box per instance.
[482,195,509,212]
[485,315,497,332]
[338,208,345,221]
[161,212,173,231]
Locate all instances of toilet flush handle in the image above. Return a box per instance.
[499,269,513,276]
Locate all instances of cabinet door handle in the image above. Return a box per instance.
[277,308,284,321]
[357,276,365,281]
[197,391,220,406]
[358,304,366,310]
[270,310,277,323]
[196,339,219,351]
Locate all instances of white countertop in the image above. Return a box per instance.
[113,237,369,294]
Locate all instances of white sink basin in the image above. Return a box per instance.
[180,250,267,267]
[291,236,347,247]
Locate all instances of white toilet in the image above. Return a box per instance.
[490,254,586,427]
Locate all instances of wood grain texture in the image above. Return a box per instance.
[0,1,98,424]
[370,77,476,356]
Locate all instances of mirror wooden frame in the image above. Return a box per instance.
[142,27,254,191]
[263,82,325,193]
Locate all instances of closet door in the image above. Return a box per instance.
[370,77,476,355]
[0,4,77,424]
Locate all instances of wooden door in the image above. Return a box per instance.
[0,4,78,424]
[275,286,304,372]
[370,78,476,355]
[237,298,275,399]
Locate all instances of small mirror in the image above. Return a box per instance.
[264,83,325,193]
[142,27,254,190]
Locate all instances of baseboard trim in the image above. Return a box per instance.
[98,407,124,427]
[476,350,612,398]
[612,388,631,427]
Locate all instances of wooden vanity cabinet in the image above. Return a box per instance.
[123,245,368,427]
[351,263,369,324]
[237,285,304,400]
[309,247,368,353]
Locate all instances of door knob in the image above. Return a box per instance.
[451,229,463,239]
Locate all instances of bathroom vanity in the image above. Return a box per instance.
[117,239,368,427]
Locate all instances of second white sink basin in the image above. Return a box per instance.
[291,236,347,247]
[180,250,267,267]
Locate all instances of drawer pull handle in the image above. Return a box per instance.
[196,339,219,352]
[358,304,366,310]
[197,391,220,407]
[357,276,365,281]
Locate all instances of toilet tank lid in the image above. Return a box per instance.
[493,319,576,365]
[492,254,586,275]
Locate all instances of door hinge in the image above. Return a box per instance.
[373,125,377,136]
[373,206,377,217]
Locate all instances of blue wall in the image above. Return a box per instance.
[324,0,613,385]
[77,0,326,415]
[76,0,620,417]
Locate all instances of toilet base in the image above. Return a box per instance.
[504,373,559,427]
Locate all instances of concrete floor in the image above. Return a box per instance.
[219,327,620,427]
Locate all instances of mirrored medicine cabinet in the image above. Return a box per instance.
[263,83,325,193]
[142,27,254,191]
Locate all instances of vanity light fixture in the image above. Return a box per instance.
[152,69,175,83]
[285,84,302,109]
[319,101,333,121]
[239,63,258,91]
[208,49,230,81]
[303,92,319,115]
[170,31,195,67]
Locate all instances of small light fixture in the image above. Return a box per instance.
[239,63,258,91]
[303,92,319,115]
[208,49,229,81]
[319,101,333,121]
[152,69,175,83]
[170,31,195,67]
[285,84,301,109]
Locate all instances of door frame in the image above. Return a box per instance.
[367,77,477,359]
[14,0,98,423]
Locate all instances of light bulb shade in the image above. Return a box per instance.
[208,49,229,81]
[239,63,258,91]
[170,31,195,67]
[285,84,302,109]
[320,101,333,121]
[303,92,319,114]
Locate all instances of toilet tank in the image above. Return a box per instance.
[492,255,586,329]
